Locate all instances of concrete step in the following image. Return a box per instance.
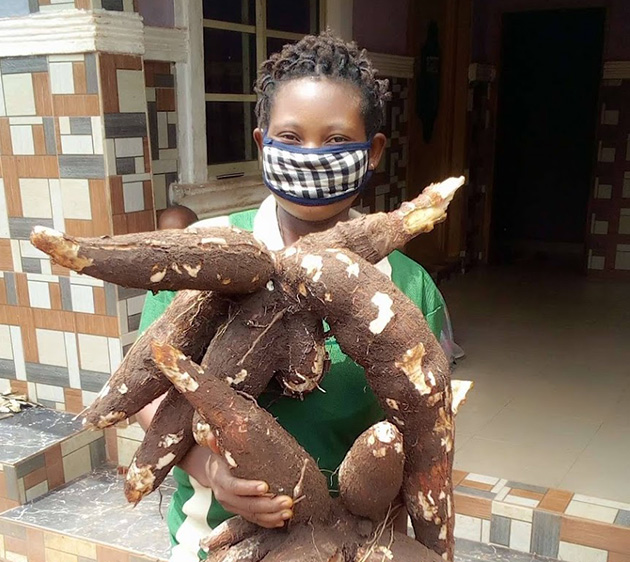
[0,407,106,510]
[0,466,172,562]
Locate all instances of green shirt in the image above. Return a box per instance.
[138,207,446,554]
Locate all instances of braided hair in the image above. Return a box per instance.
[255,31,390,138]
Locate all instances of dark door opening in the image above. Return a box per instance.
[490,8,605,269]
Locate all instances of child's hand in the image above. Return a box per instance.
[204,431,294,528]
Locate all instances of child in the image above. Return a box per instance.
[157,204,199,230]
[137,32,449,562]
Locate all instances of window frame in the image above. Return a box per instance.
[202,0,323,178]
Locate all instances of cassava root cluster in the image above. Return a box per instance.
[31,177,471,562]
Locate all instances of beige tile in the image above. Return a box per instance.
[561,453,630,504]
[509,520,531,553]
[3,74,36,116]
[60,428,103,456]
[558,542,607,562]
[454,437,580,489]
[19,178,52,218]
[43,532,96,558]
[43,548,78,562]
[77,333,110,372]
[36,328,67,367]
[60,179,92,220]
[116,70,146,113]
[492,500,533,523]
[565,500,618,523]
[61,446,91,482]
[479,402,602,453]
[116,436,141,467]
[454,514,482,541]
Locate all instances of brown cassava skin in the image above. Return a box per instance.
[125,387,195,503]
[127,288,329,503]
[152,342,333,524]
[277,245,454,560]
[30,227,275,294]
[30,178,464,560]
[83,290,228,429]
[201,280,328,398]
[206,532,286,562]
[200,518,261,553]
[338,421,404,520]
[355,532,444,562]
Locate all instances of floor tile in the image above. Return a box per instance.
[453,436,581,489]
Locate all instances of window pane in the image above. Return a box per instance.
[206,102,257,165]
[266,37,296,57]
[203,0,256,25]
[267,0,318,34]
[203,28,257,94]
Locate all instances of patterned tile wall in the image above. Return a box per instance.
[586,76,630,278]
[355,76,409,214]
[144,61,178,216]
[0,0,138,16]
[0,52,155,412]
[99,53,156,352]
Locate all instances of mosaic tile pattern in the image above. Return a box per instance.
[0,0,139,16]
[355,76,408,214]
[0,408,104,509]
[145,61,178,214]
[0,53,125,412]
[587,76,630,278]
[453,470,630,561]
[100,53,155,237]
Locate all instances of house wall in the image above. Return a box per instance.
[0,0,184,425]
[352,0,410,56]
[468,0,630,277]
[136,0,175,28]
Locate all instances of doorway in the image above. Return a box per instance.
[490,8,605,269]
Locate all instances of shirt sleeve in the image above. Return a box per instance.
[138,290,177,335]
[387,250,446,339]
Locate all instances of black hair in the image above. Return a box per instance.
[254,31,390,138]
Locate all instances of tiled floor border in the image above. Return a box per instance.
[0,519,165,562]
[2,467,629,562]
[453,470,630,562]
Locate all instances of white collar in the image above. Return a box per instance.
[253,195,392,278]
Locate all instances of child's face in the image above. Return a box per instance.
[254,77,385,223]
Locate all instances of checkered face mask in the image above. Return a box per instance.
[262,136,373,206]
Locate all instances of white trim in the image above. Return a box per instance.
[175,0,208,184]
[0,9,143,58]
[207,160,260,178]
[170,175,268,218]
[144,26,188,62]
[603,61,630,80]
[368,52,414,79]
[324,0,353,41]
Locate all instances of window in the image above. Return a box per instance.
[203,0,321,178]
